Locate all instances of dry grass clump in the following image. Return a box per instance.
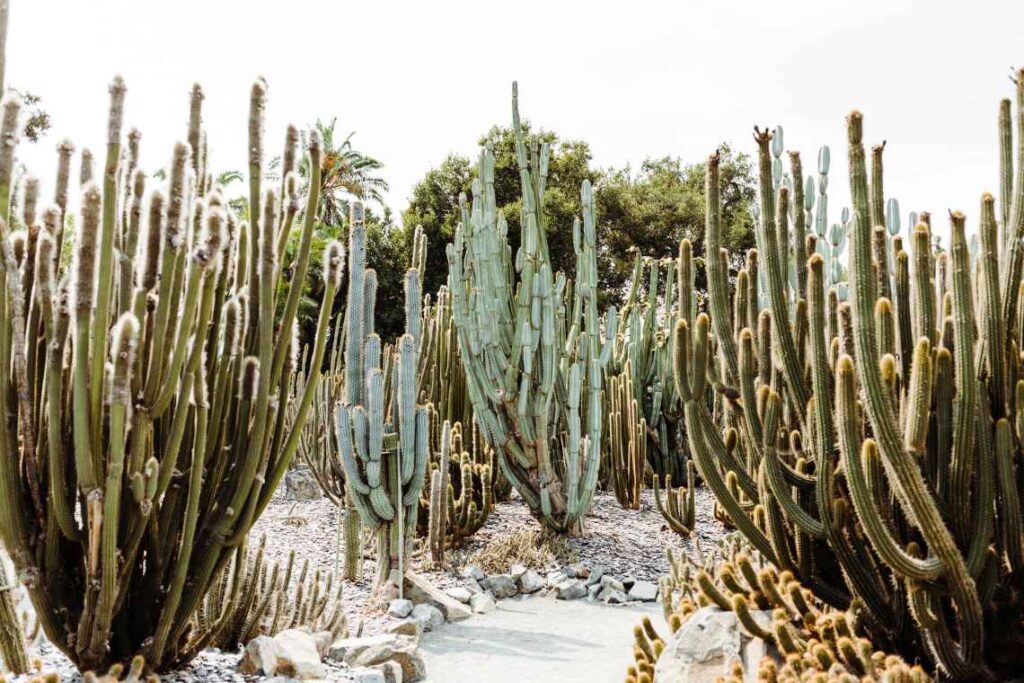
[465,529,578,574]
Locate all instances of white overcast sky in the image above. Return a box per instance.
[7,0,1024,240]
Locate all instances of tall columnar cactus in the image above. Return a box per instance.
[0,78,343,672]
[675,69,1024,680]
[336,205,429,594]
[446,84,616,533]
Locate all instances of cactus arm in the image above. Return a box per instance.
[705,151,738,382]
[269,133,322,387]
[753,131,809,418]
[88,78,126,448]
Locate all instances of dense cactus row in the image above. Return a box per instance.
[0,78,343,671]
[672,70,1024,680]
[447,84,617,533]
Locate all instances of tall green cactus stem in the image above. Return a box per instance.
[336,205,429,594]
[446,84,616,533]
[0,79,342,672]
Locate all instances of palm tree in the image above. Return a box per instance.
[308,118,389,226]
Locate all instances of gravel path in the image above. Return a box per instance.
[7,484,727,681]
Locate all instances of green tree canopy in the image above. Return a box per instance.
[594,144,756,296]
[403,132,756,305]
[402,123,597,298]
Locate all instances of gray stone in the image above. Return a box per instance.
[587,583,601,600]
[328,634,426,683]
[446,586,473,604]
[628,580,659,602]
[517,569,545,595]
[545,570,569,588]
[388,619,423,639]
[404,572,472,621]
[599,575,625,592]
[600,588,629,604]
[460,565,486,582]
[654,606,772,683]
[586,566,606,586]
[479,574,517,599]
[464,579,483,596]
[555,579,588,600]
[411,603,445,632]
[388,598,414,618]
[509,563,528,580]
[470,591,497,614]
[284,467,321,501]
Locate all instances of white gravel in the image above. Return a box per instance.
[8,484,727,681]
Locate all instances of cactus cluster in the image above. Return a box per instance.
[0,78,343,672]
[420,419,494,566]
[335,203,430,595]
[627,539,930,683]
[674,70,1024,680]
[447,84,617,533]
[198,535,347,653]
[603,245,695,510]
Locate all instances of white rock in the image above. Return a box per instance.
[517,569,545,594]
[628,580,659,602]
[405,572,472,621]
[411,603,445,631]
[470,592,497,614]
[328,634,426,683]
[388,618,423,639]
[388,598,414,618]
[654,606,773,683]
[237,635,281,676]
[446,586,473,604]
[271,628,327,679]
[509,563,528,580]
